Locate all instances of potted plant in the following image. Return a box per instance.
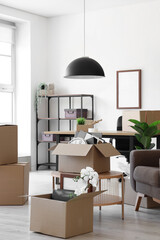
[77,117,85,125]
[129,119,160,149]
[77,117,95,132]
[73,167,99,196]
[35,82,48,112]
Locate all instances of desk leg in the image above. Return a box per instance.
[60,174,63,189]
[129,136,134,162]
[52,177,55,190]
[99,179,101,211]
[56,134,60,184]
[121,175,124,220]
[157,135,160,149]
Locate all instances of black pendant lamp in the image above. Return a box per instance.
[64,0,105,79]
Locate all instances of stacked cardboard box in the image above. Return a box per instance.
[122,110,160,132]
[0,125,29,205]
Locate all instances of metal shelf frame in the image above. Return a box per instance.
[36,94,94,170]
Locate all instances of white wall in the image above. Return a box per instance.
[47,0,160,131]
[0,5,48,169]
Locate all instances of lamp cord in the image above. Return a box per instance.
[84,0,85,56]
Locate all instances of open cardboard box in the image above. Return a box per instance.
[51,143,120,173]
[30,191,102,238]
[0,124,17,165]
[0,162,29,205]
[122,110,160,132]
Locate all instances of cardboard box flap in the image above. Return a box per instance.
[52,143,93,156]
[0,124,15,127]
[68,191,105,203]
[95,143,120,157]
[48,145,57,151]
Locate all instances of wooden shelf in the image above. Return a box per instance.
[38,140,68,144]
[38,163,56,167]
[38,118,58,120]
[39,94,93,98]
[38,117,93,121]
[99,171,123,179]
[94,194,122,206]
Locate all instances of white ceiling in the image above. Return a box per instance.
[0,0,157,17]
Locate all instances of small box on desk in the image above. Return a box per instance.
[30,191,101,238]
[0,162,29,205]
[51,143,120,173]
[0,125,17,165]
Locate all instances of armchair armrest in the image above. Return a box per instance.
[130,150,160,191]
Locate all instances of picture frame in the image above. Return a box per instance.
[116,69,141,109]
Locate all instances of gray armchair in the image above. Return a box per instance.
[130,150,160,211]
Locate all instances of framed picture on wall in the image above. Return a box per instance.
[116,69,141,109]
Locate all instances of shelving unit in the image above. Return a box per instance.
[36,94,94,170]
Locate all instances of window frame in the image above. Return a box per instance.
[0,23,16,123]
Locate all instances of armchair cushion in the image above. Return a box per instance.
[134,166,160,187]
[130,150,160,191]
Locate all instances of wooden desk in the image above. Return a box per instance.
[44,130,135,136]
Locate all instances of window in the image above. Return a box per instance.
[0,20,15,124]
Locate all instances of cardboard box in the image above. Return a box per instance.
[0,162,29,205]
[0,125,18,165]
[77,124,94,132]
[124,178,160,208]
[51,143,120,173]
[77,120,94,132]
[122,110,160,132]
[30,191,101,238]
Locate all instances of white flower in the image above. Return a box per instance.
[84,175,89,182]
[89,178,98,187]
[86,167,94,172]
[80,168,89,178]
[74,166,99,196]
[74,186,88,196]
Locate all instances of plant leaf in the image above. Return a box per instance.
[140,136,151,149]
[135,145,142,149]
[139,122,148,131]
[149,120,160,127]
[144,126,158,137]
[130,125,144,135]
[129,119,148,130]
[135,134,141,142]
[129,119,142,126]
[149,143,155,149]
[154,130,160,135]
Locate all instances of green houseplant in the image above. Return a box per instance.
[129,119,160,149]
[35,83,48,112]
[77,118,85,125]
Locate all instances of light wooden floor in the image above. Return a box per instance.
[0,171,160,240]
